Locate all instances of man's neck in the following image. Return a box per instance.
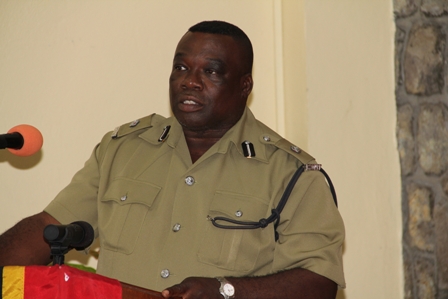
[182,128,227,163]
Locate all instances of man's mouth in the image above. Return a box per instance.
[177,96,203,112]
[182,99,199,105]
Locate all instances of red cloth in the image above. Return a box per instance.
[1,265,122,299]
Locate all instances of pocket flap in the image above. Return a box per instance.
[101,177,161,207]
[209,191,269,220]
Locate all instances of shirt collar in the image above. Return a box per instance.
[137,107,282,163]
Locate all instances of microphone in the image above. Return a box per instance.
[0,124,43,156]
[44,221,94,250]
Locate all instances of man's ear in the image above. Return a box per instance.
[241,74,253,99]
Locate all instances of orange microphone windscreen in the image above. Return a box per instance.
[7,124,43,157]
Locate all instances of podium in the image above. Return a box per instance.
[121,282,164,299]
[0,265,166,299]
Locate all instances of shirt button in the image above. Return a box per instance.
[235,210,243,217]
[160,269,170,278]
[291,145,301,153]
[185,176,195,186]
[129,119,140,127]
[172,223,181,232]
[120,195,127,201]
[263,136,271,142]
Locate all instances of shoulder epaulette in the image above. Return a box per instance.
[274,138,315,165]
[111,114,158,139]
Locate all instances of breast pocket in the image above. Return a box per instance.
[197,191,274,273]
[99,177,161,254]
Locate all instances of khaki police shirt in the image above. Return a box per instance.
[44,108,345,291]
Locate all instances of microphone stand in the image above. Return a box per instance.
[48,241,70,265]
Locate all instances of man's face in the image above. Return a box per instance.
[169,32,252,133]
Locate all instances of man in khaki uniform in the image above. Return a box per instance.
[0,21,345,299]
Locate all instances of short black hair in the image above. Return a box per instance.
[189,20,253,73]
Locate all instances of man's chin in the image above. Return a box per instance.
[177,117,208,132]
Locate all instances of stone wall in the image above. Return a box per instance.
[394,0,448,298]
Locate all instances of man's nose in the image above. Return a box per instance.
[182,70,203,90]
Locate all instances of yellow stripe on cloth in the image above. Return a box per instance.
[2,266,24,299]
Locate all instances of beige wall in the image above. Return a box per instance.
[0,1,401,298]
[305,1,402,298]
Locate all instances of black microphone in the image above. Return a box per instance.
[44,221,94,250]
[0,124,43,156]
[0,132,23,149]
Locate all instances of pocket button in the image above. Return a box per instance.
[185,176,195,186]
[172,223,181,232]
[160,269,170,278]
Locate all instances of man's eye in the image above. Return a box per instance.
[174,65,187,71]
[206,69,217,75]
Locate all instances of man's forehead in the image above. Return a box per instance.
[173,51,225,65]
[176,31,236,48]
[173,32,239,60]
